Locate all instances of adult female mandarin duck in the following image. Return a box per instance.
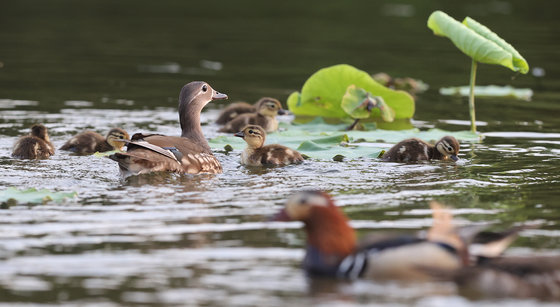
[12,124,55,159]
[109,81,227,176]
[273,191,469,280]
[382,136,460,162]
[219,97,284,133]
[216,97,285,125]
[234,125,303,166]
[60,128,129,154]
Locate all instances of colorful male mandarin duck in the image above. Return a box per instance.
[219,97,284,133]
[273,191,468,281]
[234,125,303,166]
[216,97,285,125]
[382,136,460,162]
[12,124,55,159]
[60,128,129,154]
[109,81,227,176]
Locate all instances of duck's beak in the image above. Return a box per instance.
[212,90,228,100]
[450,155,459,161]
[270,208,291,221]
[277,108,287,115]
[234,131,245,138]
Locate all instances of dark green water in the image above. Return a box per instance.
[1,1,560,306]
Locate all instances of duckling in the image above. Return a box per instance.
[234,125,303,166]
[452,255,560,300]
[272,191,469,281]
[216,97,285,125]
[60,128,130,154]
[108,81,227,176]
[12,124,55,159]
[382,136,460,162]
[219,97,284,133]
[215,101,255,125]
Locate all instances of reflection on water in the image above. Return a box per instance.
[1,0,560,306]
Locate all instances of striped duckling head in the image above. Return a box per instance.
[435,136,460,161]
[256,97,284,117]
[234,125,266,149]
[106,128,130,151]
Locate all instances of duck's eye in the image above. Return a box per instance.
[202,85,208,92]
[248,130,254,134]
[447,146,453,152]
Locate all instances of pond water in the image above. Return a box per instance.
[1,1,560,306]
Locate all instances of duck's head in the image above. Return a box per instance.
[30,124,50,142]
[179,81,228,139]
[435,136,460,161]
[256,97,285,117]
[106,128,130,151]
[234,125,266,148]
[179,81,228,111]
[273,191,356,256]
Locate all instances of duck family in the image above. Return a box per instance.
[9,80,556,301]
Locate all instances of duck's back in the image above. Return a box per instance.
[220,113,277,133]
[13,136,54,159]
[248,144,303,166]
[216,102,255,124]
[110,135,222,175]
[60,131,111,154]
[382,138,432,162]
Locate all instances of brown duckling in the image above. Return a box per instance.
[234,125,303,166]
[382,136,460,162]
[108,81,227,176]
[12,124,55,159]
[219,98,284,133]
[60,128,130,154]
[452,255,560,300]
[215,101,254,125]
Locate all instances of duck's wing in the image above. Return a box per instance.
[109,135,221,175]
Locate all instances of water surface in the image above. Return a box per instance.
[1,1,560,306]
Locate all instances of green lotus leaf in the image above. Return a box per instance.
[0,187,77,205]
[439,85,533,101]
[209,119,480,160]
[427,10,529,73]
[288,64,414,119]
[341,85,396,122]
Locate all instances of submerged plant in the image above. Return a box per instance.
[427,10,529,132]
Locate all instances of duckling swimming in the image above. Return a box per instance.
[234,125,303,166]
[60,128,130,154]
[219,98,284,133]
[382,136,459,162]
[215,97,283,125]
[12,124,55,159]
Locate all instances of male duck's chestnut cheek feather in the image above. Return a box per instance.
[305,206,357,257]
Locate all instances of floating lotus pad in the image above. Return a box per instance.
[209,118,480,160]
[287,64,415,119]
[0,187,77,206]
[440,85,533,101]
